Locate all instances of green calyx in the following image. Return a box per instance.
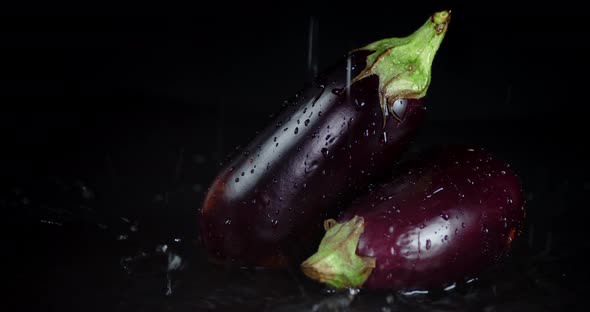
[301,216,376,289]
[352,10,451,122]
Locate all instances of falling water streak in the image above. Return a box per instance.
[174,147,184,183]
[426,187,444,198]
[307,16,318,80]
[163,191,169,206]
[544,232,553,254]
[105,153,116,181]
[537,232,553,258]
[346,54,352,100]
[286,263,309,298]
[216,97,225,161]
[165,272,173,296]
[307,17,314,77]
[528,224,534,249]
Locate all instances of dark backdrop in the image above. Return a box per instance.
[2,5,589,312]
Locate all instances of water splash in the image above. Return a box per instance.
[307,16,319,80]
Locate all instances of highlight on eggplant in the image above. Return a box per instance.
[199,11,451,268]
[301,145,526,290]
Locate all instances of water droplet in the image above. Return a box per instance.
[364,129,369,137]
[294,127,299,134]
[355,99,366,109]
[444,235,449,241]
[419,224,425,229]
[275,143,279,147]
[235,178,240,183]
[318,111,322,117]
[500,170,507,175]
[250,169,255,174]
[426,187,444,198]
[455,228,459,235]
[225,218,232,225]
[271,220,279,228]
[390,247,395,255]
[321,148,329,158]
[425,239,432,250]
[441,214,450,220]
[241,172,245,176]
[273,136,277,142]
[379,131,388,143]
[304,119,310,126]
[461,222,466,228]
[458,193,465,199]
[388,226,394,233]
[332,88,344,95]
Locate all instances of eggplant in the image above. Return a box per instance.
[200,11,451,268]
[301,145,526,290]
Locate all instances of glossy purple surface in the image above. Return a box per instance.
[200,51,426,267]
[340,145,525,290]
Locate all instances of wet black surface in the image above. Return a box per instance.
[3,8,590,312]
[6,119,589,311]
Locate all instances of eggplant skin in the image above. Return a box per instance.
[199,51,426,268]
[340,145,525,290]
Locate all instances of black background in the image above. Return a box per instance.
[3,4,590,311]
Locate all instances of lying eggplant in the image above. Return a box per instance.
[200,11,451,268]
[301,145,525,290]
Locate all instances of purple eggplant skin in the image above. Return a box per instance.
[200,11,451,268]
[304,145,525,290]
[199,51,426,268]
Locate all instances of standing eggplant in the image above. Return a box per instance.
[301,146,526,290]
[200,11,451,268]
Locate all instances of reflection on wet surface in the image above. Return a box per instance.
[7,120,588,311]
